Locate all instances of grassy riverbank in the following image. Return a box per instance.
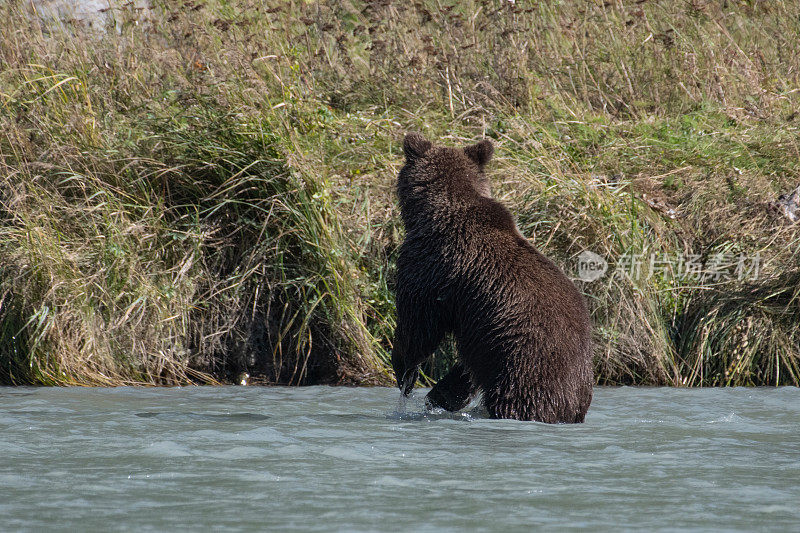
[1,1,799,386]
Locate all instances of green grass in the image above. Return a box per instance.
[1,0,799,386]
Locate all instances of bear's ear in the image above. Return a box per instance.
[403,133,432,162]
[464,139,494,168]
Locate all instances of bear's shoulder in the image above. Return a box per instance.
[472,196,519,234]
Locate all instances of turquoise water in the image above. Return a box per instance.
[1,386,798,531]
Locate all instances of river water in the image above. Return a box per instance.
[1,386,798,531]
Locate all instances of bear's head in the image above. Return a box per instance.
[397,134,494,215]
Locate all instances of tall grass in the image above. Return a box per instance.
[1,0,798,386]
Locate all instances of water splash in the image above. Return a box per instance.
[386,391,426,420]
[386,391,420,420]
[396,391,408,415]
[386,390,484,421]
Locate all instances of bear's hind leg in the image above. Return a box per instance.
[425,363,478,412]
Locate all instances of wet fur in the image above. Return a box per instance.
[392,133,593,423]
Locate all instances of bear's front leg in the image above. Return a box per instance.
[426,363,478,412]
[391,350,418,397]
[391,302,445,396]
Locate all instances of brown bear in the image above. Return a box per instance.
[391,133,593,423]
